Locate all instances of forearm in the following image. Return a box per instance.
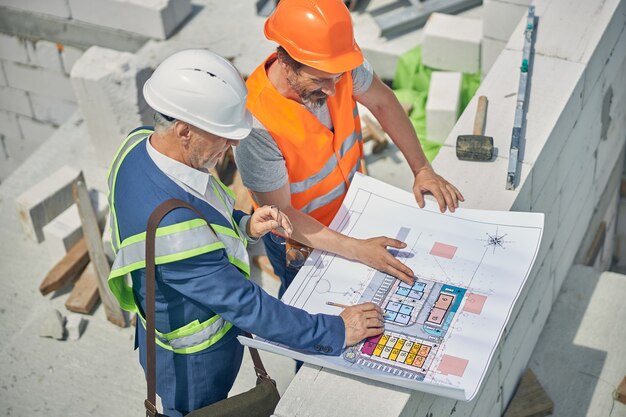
[362,78,430,175]
[281,205,359,260]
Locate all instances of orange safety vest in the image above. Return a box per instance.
[246,54,363,226]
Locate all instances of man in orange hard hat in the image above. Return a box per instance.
[235,0,464,295]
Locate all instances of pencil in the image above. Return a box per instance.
[325,301,352,308]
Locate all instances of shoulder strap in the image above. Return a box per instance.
[144,198,271,416]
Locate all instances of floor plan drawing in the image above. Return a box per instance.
[240,173,544,400]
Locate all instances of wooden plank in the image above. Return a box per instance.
[39,238,89,295]
[65,262,99,314]
[73,173,126,327]
[617,375,626,405]
[360,158,369,176]
[503,368,553,417]
[362,115,389,154]
[584,221,606,266]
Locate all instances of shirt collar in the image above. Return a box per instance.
[146,136,210,196]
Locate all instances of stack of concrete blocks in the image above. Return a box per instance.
[481,0,533,77]
[0,0,191,40]
[69,0,192,40]
[0,33,84,181]
[272,0,626,416]
[71,46,153,168]
[421,13,482,74]
[43,189,108,262]
[425,71,463,144]
[0,0,192,181]
[15,165,81,243]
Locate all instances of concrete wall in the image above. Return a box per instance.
[273,0,626,415]
[481,0,533,76]
[0,0,192,183]
[0,33,82,181]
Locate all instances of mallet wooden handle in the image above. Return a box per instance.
[473,96,488,136]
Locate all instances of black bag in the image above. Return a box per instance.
[144,199,281,417]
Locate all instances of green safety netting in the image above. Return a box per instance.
[392,46,481,162]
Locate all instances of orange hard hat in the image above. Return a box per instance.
[264,0,363,73]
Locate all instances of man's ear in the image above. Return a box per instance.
[174,121,191,145]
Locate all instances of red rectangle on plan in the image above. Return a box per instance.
[463,293,487,315]
[430,242,457,259]
[435,293,454,310]
[427,307,446,324]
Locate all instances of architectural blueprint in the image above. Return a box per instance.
[239,173,544,400]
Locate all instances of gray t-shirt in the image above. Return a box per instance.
[234,59,374,193]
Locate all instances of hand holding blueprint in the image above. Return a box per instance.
[239,173,544,401]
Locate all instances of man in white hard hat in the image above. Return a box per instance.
[105,49,384,416]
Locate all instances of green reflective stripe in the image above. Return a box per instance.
[107,129,153,180]
[108,241,227,312]
[108,277,138,312]
[208,181,250,270]
[138,313,229,351]
[229,255,250,277]
[111,221,223,274]
[108,131,152,251]
[212,224,239,238]
[121,218,209,247]
[154,322,234,354]
[214,176,236,201]
[209,182,240,236]
[211,223,248,269]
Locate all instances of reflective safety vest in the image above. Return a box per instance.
[246,54,364,226]
[106,128,250,354]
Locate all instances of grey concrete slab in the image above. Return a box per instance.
[528,265,626,417]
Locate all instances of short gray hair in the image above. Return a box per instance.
[153,112,175,133]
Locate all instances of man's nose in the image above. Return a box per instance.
[321,81,336,97]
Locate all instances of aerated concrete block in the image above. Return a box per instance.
[0,0,71,18]
[0,62,6,86]
[43,190,107,261]
[483,0,528,42]
[25,39,64,73]
[3,61,75,101]
[0,33,30,64]
[530,267,626,417]
[426,71,462,144]
[15,165,81,242]
[38,309,65,340]
[61,45,84,76]
[68,0,192,40]
[70,46,152,168]
[0,110,21,139]
[0,85,32,116]
[66,314,87,341]
[481,37,505,76]
[422,13,482,74]
[17,115,56,142]
[30,94,77,125]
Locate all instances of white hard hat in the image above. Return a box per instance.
[143,49,252,140]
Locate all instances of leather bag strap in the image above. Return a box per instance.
[144,199,272,416]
